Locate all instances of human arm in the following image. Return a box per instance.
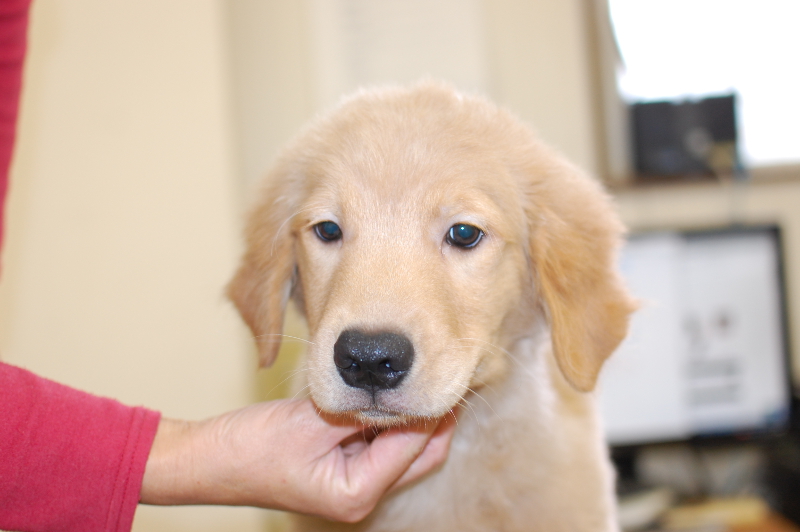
[140,398,457,522]
[0,362,161,532]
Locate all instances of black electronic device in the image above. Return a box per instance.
[632,94,741,180]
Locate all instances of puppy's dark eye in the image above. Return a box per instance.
[314,221,342,242]
[446,223,483,249]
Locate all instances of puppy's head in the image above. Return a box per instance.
[229,83,635,424]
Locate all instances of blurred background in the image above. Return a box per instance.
[0,1,798,531]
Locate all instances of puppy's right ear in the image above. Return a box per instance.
[227,185,297,367]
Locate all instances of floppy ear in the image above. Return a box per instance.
[528,170,636,392]
[227,180,297,367]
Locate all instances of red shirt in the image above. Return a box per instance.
[0,2,161,530]
[0,363,161,532]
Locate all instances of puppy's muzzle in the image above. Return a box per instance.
[333,330,414,391]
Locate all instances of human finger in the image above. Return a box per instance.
[342,423,435,499]
[389,409,458,491]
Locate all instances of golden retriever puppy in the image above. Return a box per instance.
[229,82,635,532]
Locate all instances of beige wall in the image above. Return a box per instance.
[226,0,315,194]
[484,0,600,175]
[0,1,266,531]
[226,0,602,191]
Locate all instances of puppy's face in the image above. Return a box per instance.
[293,139,531,424]
[230,84,634,426]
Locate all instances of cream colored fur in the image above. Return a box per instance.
[229,82,636,532]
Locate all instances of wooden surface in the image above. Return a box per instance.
[731,514,800,532]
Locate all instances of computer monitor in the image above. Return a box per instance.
[598,226,792,446]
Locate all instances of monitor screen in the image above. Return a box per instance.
[598,226,791,446]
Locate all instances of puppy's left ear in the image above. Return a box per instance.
[528,167,636,392]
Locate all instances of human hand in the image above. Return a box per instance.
[140,398,457,522]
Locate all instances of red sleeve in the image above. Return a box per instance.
[0,0,30,258]
[0,362,162,532]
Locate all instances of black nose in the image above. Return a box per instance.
[333,330,414,391]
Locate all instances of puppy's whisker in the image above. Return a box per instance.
[450,346,519,363]
[454,337,518,356]
[436,397,460,427]
[455,338,535,376]
[445,408,459,426]
[435,344,508,420]
[260,366,310,398]
[456,395,481,426]
[452,382,504,422]
[466,375,502,401]
[443,341,528,392]
[289,382,313,401]
[469,341,538,378]
[254,333,316,346]
[273,364,309,379]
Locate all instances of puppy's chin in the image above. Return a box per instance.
[352,409,416,427]
[322,405,453,428]
[354,408,449,428]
